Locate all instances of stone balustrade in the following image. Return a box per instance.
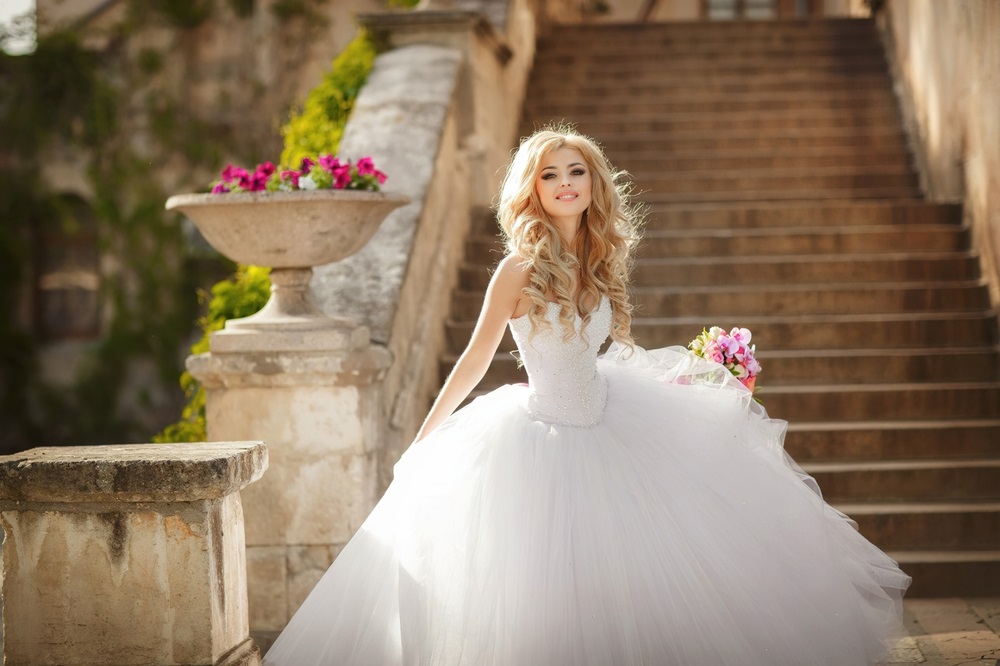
[0,441,267,666]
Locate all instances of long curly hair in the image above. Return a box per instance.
[498,127,642,345]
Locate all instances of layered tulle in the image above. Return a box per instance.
[263,344,910,666]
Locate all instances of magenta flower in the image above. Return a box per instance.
[357,157,376,176]
[318,154,342,172]
[220,164,248,183]
[333,164,353,189]
[210,155,386,194]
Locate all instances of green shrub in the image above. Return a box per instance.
[280,30,376,168]
[153,265,271,442]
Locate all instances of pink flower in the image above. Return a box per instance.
[333,164,353,189]
[280,169,300,187]
[256,161,276,178]
[318,154,341,172]
[299,157,316,174]
[730,327,752,345]
[357,156,375,176]
[211,182,230,194]
[374,168,387,184]
[220,164,248,183]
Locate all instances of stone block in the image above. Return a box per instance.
[0,442,266,666]
[246,546,288,633]
[287,544,342,618]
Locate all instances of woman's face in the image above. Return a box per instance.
[535,147,593,226]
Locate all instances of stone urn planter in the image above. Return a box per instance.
[166,189,408,339]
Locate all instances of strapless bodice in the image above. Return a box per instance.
[508,297,612,427]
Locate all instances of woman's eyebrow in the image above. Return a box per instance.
[541,162,585,170]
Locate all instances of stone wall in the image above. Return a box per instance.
[879,0,1000,307]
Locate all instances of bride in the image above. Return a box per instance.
[262,128,911,665]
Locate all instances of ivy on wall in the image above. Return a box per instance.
[0,1,405,450]
[0,15,248,449]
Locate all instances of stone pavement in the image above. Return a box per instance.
[880,598,1000,666]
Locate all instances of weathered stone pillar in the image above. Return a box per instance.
[0,441,267,666]
[187,330,391,640]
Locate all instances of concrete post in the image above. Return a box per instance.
[186,332,391,642]
[0,441,267,666]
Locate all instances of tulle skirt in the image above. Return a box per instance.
[262,345,910,666]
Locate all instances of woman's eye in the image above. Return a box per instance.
[541,173,556,180]
[572,169,585,176]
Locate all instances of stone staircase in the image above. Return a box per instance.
[441,19,1000,596]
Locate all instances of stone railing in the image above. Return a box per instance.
[0,441,267,665]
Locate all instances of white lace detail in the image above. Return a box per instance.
[508,298,611,427]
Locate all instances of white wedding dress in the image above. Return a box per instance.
[263,296,910,666]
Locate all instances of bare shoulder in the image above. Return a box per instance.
[491,254,532,290]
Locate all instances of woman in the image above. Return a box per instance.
[263,128,910,665]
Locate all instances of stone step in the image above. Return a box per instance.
[533,51,887,70]
[540,21,879,47]
[785,420,1000,462]
[526,92,899,117]
[621,151,912,173]
[803,458,1000,502]
[636,187,923,204]
[536,38,884,55]
[756,348,1000,385]
[837,502,1000,551]
[531,66,892,86]
[590,130,910,153]
[464,226,969,263]
[532,78,894,100]
[459,253,980,289]
[637,201,962,230]
[452,281,990,318]
[467,202,962,234]
[635,225,969,257]
[445,312,999,354]
[760,383,1000,422]
[634,169,918,194]
[887,551,1000,597]
[446,348,1000,390]
[629,281,990,316]
[629,253,981,286]
[574,112,903,135]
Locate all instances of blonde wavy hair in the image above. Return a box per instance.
[498,127,642,345]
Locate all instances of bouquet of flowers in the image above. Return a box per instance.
[688,326,761,392]
[210,155,387,194]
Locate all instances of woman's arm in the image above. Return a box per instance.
[413,255,530,442]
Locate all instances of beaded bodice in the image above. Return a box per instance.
[508,297,611,427]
